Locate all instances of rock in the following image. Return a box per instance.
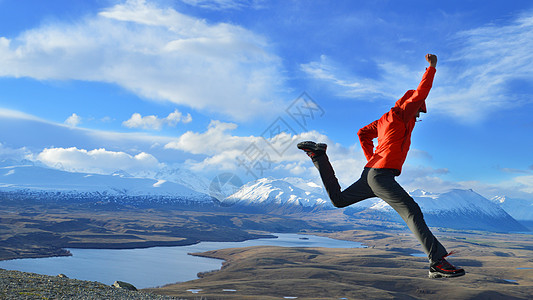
[57,274,68,278]
[112,280,137,291]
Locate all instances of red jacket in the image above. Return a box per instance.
[358,67,436,174]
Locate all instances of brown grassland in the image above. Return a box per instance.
[147,229,533,299]
[1,202,532,299]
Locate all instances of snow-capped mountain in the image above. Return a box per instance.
[367,189,505,217]
[0,164,214,203]
[490,195,533,221]
[225,177,528,232]
[224,177,331,211]
[154,166,211,195]
[352,189,528,232]
[282,177,325,195]
[1,161,530,232]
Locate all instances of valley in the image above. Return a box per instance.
[148,229,533,299]
[0,205,318,261]
[1,163,533,299]
[1,195,533,299]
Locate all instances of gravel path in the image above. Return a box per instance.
[0,268,183,300]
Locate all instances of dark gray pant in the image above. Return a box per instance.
[313,154,448,263]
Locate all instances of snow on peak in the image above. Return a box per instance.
[224,177,329,208]
[490,195,533,221]
[367,188,509,217]
[111,170,133,178]
[153,179,166,188]
[409,189,434,197]
[0,164,211,200]
[490,195,507,204]
[154,166,210,194]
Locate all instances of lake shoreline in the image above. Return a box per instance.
[0,232,278,262]
[0,233,365,289]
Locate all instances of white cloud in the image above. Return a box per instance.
[165,120,258,155]
[300,55,406,100]
[64,113,82,127]
[397,165,456,194]
[0,143,33,162]
[511,174,533,194]
[0,0,285,121]
[453,174,533,200]
[164,119,366,184]
[181,0,265,10]
[429,12,533,122]
[301,11,533,123]
[395,163,533,200]
[37,147,163,175]
[123,109,192,130]
[0,108,47,122]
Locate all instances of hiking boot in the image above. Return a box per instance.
[429,255,465,278]
[297,141,327,159]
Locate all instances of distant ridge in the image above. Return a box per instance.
[0,164,217,208]
[225,178,529,232]
[490,195,533,221]
[357,189,528,232]
[0,161,530,232]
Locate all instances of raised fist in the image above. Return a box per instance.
[425,54,437,67]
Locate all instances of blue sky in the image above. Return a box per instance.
[1,0,532,199]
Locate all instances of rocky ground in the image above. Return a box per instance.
[0,269,183,300]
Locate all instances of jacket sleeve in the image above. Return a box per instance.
[358,120,378,161]
[399,66,436,122]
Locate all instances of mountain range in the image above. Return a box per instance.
[356,189,528,232]
[0,161,215,207]
[490,195,533,221]
[222,178,529,232]
[224,177,331,212]
[1,160,531,232]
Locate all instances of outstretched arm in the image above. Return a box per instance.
[400,54,437,121]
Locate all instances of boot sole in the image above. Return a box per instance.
[428,270,466,279]
[297,141,327,151]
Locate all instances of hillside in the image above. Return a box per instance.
[352,189,529,232]
[491,195,533,221]
[0,268,178,299]
[148,230,533,299]
[224,178,529,232]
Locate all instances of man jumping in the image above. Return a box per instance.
[297,54,465,278]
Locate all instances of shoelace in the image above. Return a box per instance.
[437,250,460,270]
[437,258,454,270]
[443,250,458,258]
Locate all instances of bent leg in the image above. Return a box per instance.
[367,168,448,263]
[312,155,375,208]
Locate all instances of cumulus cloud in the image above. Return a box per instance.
[165,120,258,155]
[64,113,82,127]
[164,119,366,184]
[0,0,285,121]
[37,147,163,175]
[123,109,192,130]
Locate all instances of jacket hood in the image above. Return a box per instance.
[395,89,427,113]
